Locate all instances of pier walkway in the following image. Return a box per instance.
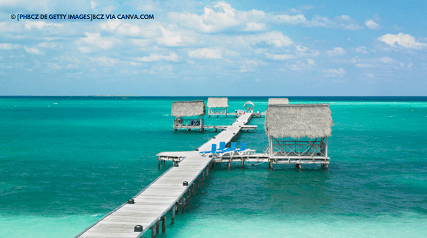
[76,113,254,238]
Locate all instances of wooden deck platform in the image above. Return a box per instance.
[76,113,254,238]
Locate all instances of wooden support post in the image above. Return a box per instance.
[196,178,199,191]
[161,216,166,233]
[296,164,301,171]
[228,160,231,170]
[158,158,161,170]
[156,220,159,234]
[182,198,186,213]
[187,128,190,131]
[151,225,156,238]
[241,158,245,169]
[206,167,209,178]
[201,172,204,186]
[323,164,328,170]
[269,161,273,171]
[171,205,176,224]
[187,190,190,206]
[186,189,190,203]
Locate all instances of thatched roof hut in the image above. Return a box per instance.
[207,97,228,108]
[265,104,333,139]
[171,101,206,117]
[268,98,289,105]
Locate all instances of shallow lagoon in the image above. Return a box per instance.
[1,97,426,237]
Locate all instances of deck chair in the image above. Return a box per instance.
[222,142,237,156]
[234,143,253,155]
[200,144,217,156]
[213,142,227,156]
[222,142,236,152]
[217,142,225,151]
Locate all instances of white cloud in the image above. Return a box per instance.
[76,32,115,53]
[355,46,367,54]
[169,2,244,33]
[157,26,199,47]
[351,56,411,70]
[150,65,173,74]
[89,56,118,66]
[365,20,380,30]
[327,47,346,56]
[134,53,180,62]
[296,45,309,52]
[24,21,63,30]
[295,45,319,57]
[265,53,294,60]
[170,2,362,33]
[90,0,98,10]
[287,59,315,71]
[225,50,240,57]
[355,63,374,68]
[274,14,307,24]
[378,33,427,49]
[24,46,41,54]
[243,22,266,31]
[379,57,394,64]
[0,43,19,50]
[240,60,258,72]
[323,68,346,77]
[246,31,292,47]
[273,14,363,30]
[188,48,222,59]
[99,20,121,32]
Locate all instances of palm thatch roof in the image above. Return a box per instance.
[265,104,333,139]
[268,98,289,105]
[207,97,228,108]
[171,101,206,117]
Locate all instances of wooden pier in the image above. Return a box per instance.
[77,100,333,237]
[76,113,254,238]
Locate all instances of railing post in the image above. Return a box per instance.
[325,137,328,158]
[269,136,273,156]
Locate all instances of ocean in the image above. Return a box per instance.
[0,96,426,237]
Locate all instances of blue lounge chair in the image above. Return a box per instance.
[234,142,246,153]
[217,142,226,152]
[235,143,256,155]
[200,144,217,155]
[222,142,237,153]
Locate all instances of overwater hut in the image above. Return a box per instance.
[207,97,228,117]
[171,101,206,131]
[268,98,289,105]
[265,104,333,169]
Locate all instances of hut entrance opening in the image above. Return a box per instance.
[171,100,206,131]
[173,115,204,128]
[207,97,228,117]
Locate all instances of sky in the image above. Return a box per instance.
[0,0,426,96]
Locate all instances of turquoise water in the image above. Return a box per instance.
[1,97,426,237]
